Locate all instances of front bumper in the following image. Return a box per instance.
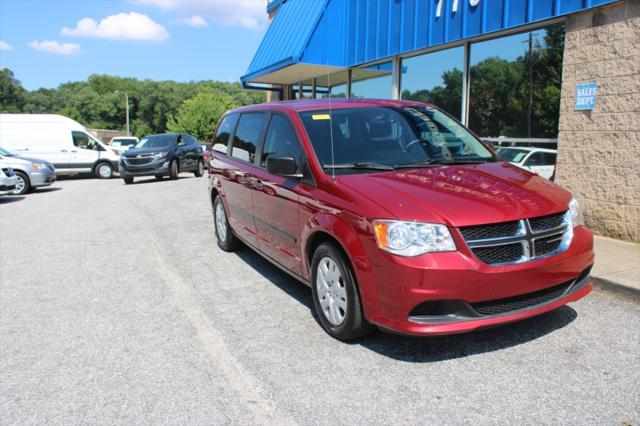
[30,168,57,188]
[119,158,169,177]
[362,226,594,336]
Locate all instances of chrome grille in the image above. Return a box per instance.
[460,211,570,266]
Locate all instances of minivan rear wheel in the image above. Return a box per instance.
[95,162,113,179]
[311,243,374,341]
[213,195,240,251]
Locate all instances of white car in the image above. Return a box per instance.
[110,136,139,151]
[0,163,19,196]
[496,147,557,180]
[0,114,121,179]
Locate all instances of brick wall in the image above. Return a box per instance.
[556,0,640,241]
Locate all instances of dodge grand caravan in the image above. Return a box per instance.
[208,99,593,340]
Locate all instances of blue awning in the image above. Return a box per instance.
[241,0,332,85]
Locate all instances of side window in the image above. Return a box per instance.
[72,131,90,149]
[261,115,303,168]
[231,112,266,163]
[544,152,557,165]
[213,114,238,154]
[524,152,545,167]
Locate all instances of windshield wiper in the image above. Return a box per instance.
[323,162,394,171]
[393,159,488,169]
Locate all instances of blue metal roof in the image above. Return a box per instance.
[242,0,619,85]
[243,0,329,83]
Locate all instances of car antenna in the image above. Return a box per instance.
[327,61,336,181]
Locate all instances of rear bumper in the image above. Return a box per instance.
[362,226,594,336]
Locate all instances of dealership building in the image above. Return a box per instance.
[242,0,639,241]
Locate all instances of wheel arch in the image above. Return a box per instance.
[302,216,379,319]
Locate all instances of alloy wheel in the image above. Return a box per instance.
[215,201,227,242]
[316,257,348,325]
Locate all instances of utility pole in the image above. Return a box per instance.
[114,90,130,135]
[124,92,130,136]
[527,32,533,138]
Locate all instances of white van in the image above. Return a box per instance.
[0,114,120,178]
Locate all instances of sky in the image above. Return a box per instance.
[0,0,268,90]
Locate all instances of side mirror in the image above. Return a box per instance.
[266,154,301,178]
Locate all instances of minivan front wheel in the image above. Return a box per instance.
[95,162,113,179]
[14,171,30,195]
[213,195,240,251]
[311,243,374,340]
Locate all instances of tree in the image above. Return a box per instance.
[0,68,26,112]
[167,92,236,141]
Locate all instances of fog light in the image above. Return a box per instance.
[162,161,169,168]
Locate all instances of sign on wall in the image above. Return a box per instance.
[575,82,598,110]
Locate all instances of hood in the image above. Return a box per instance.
[337,162,571,227]
[0,155,50,166]
[123,147,171,157]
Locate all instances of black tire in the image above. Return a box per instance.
[169,159,179,180]
[194,159,204,177]
[95,162,114,179]
[155,175,164,180]
[311,242,374,341]
[14,171,30,195]
[123,176,134,184]
[213,195,240,251]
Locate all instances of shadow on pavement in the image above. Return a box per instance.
[34,187,63,193]
[0,195,26,204]
[234,246,578,362]
[125,175,197,185]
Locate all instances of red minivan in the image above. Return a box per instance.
[208,99,593,340]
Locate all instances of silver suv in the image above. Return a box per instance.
[0,147,56,194]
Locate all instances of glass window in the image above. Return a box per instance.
[261,114,303,168]
[524,151,556,166]
[135,134,176,149]
[231,112,266,163]
[469,25,564,139]
[299,106,495,174]
[496,147,530,163]
[72,131,103,151]
[401,46,464,120]
[350,61,392,99]
[213,114,238,154]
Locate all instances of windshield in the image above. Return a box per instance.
[0,147,16,157]
[496,148,529,163]
[299,106,495,174]
[134,135,176,149]
[112,138,137,146]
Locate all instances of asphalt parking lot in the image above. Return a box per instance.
[1,175,639,425]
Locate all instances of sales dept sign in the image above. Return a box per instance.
[575,82,598,110]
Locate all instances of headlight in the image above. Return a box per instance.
[31,162,46,170]
[569,197,584,228]
[373,220,456,256]
[152,152,167,158]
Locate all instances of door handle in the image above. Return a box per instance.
[71,150,77,153]
[250,178,263,189]
[60,150,68,153]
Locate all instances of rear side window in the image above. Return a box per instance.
[213,114,238,154]
[261,114,303,168]
[525,151,556,166]
[231,112,266,163]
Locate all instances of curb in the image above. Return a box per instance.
[592,275,640,304]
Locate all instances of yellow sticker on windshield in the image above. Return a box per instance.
[311,114,331,120]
